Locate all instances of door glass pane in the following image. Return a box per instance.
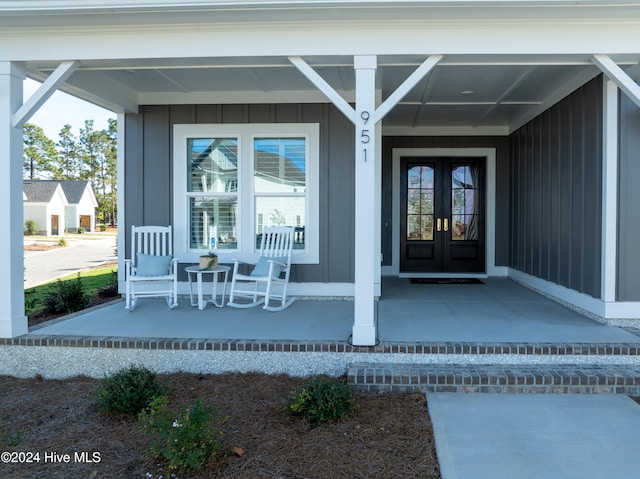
[188,138,238,193]
[407,189,421,215]
[407,165,434,241]
[421,167,434,188]
[422,214,434,240]
[254,138,306,193]
[407,215,422,240]
[189,196,238,249]
[451,165,479,241]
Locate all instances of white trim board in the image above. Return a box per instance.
[391,148,498,276]
[508,268,640,323]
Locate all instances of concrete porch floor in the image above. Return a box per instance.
[30,277,640,345]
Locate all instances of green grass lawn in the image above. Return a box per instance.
[25,266,118,317]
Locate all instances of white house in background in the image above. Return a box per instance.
[23,180,68,236]
[58,180,99,233]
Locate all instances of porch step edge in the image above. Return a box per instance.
[12,334,640,356]
[347,362,640,394]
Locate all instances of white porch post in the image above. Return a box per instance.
[601,79,619,303]
[352,55,378,346]
[289,54,440,345]
[0,62,28,338]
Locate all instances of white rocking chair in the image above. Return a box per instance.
[228,226,296,311]
[124,225,179,311]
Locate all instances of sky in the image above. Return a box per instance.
[23,79,115,140]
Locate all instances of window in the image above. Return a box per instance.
[187,138,238,250]
[174,124,319,264]
[254,137,307,251]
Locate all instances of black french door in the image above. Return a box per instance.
[400,157,485,273]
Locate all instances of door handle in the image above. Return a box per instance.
[437,218,441,232]
[444,218,449,232]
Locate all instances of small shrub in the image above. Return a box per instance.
[24,219,38,236]
[24,289,38,314]
[77,227,85,234]
[140,396,222,472]
[96,365,166,416]
[97,270,119,297]
[57,238,67,246]
[99,224,107,232]
[285,376,356,426]
[43,274,88,314]
[0,420,22,447]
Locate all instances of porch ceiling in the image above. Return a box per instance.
[25,53,640,133]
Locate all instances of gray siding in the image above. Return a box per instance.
[618,92,640,301]
[124,104,355,283]
[509,77,602,298]
[381,136,511,267]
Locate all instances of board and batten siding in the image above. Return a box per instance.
[124,103,355,284]
[618,91,640,301]
[509,76,603,299]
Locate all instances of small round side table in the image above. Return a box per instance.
[185,265,231,310]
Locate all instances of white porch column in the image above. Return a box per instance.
[601,79,619,303]
[352,56,378,346]
[0,62,28,338]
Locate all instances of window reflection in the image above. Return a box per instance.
[189,196,237,249]
[406,165,434,241]
[254,137,307,251]
[188,138,238,193]
[451,165,479,241]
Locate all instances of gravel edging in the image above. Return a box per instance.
[1,344,640,379]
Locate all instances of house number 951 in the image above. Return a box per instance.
[360,110,370,162]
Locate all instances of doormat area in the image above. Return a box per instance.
[409,278,484,284]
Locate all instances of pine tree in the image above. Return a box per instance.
[56,124,78,179]
[23,123,60,179]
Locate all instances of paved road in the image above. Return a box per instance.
[24,235,117,288]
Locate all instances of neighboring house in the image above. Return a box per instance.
[57,181,99,233]
[22,181,68,237]
[2,1,640,340]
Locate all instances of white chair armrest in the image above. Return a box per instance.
[268,258,287,268]
[124,258,134,277]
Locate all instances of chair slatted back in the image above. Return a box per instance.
[132,225,173,260]
[259,226,294,261]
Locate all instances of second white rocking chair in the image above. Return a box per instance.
[228,226,296,311]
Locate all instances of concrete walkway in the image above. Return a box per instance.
[428,393,640,479]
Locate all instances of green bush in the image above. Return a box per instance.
[0,420,21,448]
[140,396,222,472]
[43,274,88,314]
[77,227,85,234]
[57,238,67,246]
[99,224,107,232]
[24,219,38,235]
[96,365,166,416]
[285,376,356,426]
[97,271,119,297]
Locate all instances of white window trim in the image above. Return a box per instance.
[173,123,319,264]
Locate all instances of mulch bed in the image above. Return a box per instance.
[0,373,441,478]
[28,295,121,328]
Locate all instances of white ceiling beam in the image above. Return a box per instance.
[474,65,536,127]
[375,55,442,122]
[508,65,600,133]
[154,69,190,93]
[12,60,79,128]
[592,54,640,109]
[288,56,355,124]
